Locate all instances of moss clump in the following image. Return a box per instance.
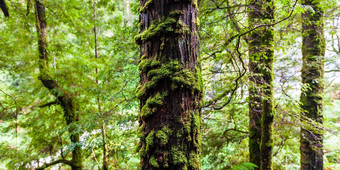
[137,59,201,100]
[156,125,172,146]
[171,69,195,90]
[176,128,184,138]
[141,92,167,118]
[135,17,177,43]
[150,156,160,168]
[138,59,161,73]
[135,84,145,99]
[171,146,187,165]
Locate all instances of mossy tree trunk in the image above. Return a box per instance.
[34,0,82,169]
[248,0,274,169]
[136,0,202,169]
[300,0,325,169]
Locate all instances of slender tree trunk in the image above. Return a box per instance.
[300,0,325,169]
[136,0,202,169]
[34,1,82,169]
[92,0,108,169]
[248,1,274,169]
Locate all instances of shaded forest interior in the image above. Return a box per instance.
[1,0,340,169]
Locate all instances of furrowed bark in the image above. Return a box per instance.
[300,0,325,169]
[136,0,202,169]
[34,0,82,169]
[248,0,274,169]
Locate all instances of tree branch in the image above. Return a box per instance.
[38,100,58,107]
[36,159,73,170]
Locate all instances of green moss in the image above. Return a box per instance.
[192,111,200,130]
[189,151,200,169]
[138,0,152,13]
[156,130,168,145]
[139,144,147,157]
[176,128,184,138]
[141,92,167,118]
[156,125,172,146]
[171,69,201,92]
[138,59,161,73]
[150,156,160,168]
[171,146,187,165]
[137,125,145,139]
[138,59,201,98]
[135,17,177,43]
[195,66,203,92]
[145,130,155,152]
[135,84,145,99]
[177,20,190,34]
[169,10,183,17]
[190,0,198,8]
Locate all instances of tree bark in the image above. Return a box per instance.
[0,0,9,17]
[300,0,325,169]
[248,0,274,169]
[136,0,202,169]
[34,0,82,169]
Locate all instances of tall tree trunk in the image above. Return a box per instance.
[34,1,82,169]
[136,0,202,169]
[300,0,325,169]
[248,0,274,169]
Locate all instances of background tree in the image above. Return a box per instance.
[300,0,325,169]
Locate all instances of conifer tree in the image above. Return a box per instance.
[135,0,202,169]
